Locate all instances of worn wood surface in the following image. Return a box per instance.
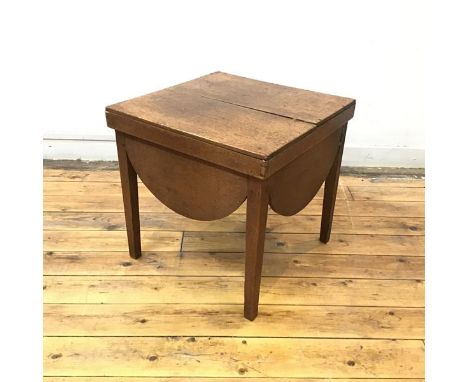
[349,186,425,201]
[43,168,425,186]
[106,73,355,178]
[44,337,423,378]
[178,72,355,125]
[43,180,349,200]
[44,252,425,279]
[44,304,424,338]
[43,276,424,306]
[43,231,182,252]
[107,110,268,178]
[44,195,424,216]
[107,87,315,159]
[181,232,424,256]
[107,72,354,159]
[343,176,425,187]
[43,230,423,255]
[43,168,425,379]
[44,212,424,235]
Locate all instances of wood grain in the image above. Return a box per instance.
[244,178,269,320]
[178,72,355,125]
[43,231,182,252]
[182,232,424,256]
[44,304,424,339]
[43,168,425,187]
[124,135,248,220]
[42,169,425,380]
[106,72,355,161]
[44,336,424,378]
[43,276,424,306]
[107,86,316,159]
[43,231,423,256]
[349,186,425,201]
[342,176,424,188]
[320,125,347,243]
[43,212,425,235]
[43,168,122,182]
[268,127,341,215]
[44,195,424,217]
[116,132,141,259]
[107,110,268,178]
[43,180,345,200]
[44,251,425,280]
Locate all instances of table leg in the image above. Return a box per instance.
[116,132,141,259]
[244,178,269,320]
[320,124,347,243]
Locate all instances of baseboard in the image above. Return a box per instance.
[43,137,425,168]
[44,137,117,161]
[341,146,424,168]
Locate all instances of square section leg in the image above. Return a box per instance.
[244,178,269,320]
[116,132,142,259]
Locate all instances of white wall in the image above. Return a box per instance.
[42,0,425,167]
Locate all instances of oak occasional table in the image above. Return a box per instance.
[106,72,356,320]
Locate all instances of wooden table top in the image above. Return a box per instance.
[106,72,355,161]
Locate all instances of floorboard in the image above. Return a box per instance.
[44,337,424,378]
[44,304,424,339]
[44,212,425,235]
[44,195,425,217]
[43,168,425,380]
[44,251,425,279]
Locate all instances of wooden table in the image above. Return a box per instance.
[106,72,355,320]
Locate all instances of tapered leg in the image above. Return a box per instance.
[244,178,269,320]
[320,125,347,244]
[116,132,141,259]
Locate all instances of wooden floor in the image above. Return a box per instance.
[43,166,425,381]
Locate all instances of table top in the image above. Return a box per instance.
[106,72,355,161]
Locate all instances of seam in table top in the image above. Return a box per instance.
[186,90,355,131]
[194,93,317,126]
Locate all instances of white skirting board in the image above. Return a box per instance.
[43,138,425,168]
